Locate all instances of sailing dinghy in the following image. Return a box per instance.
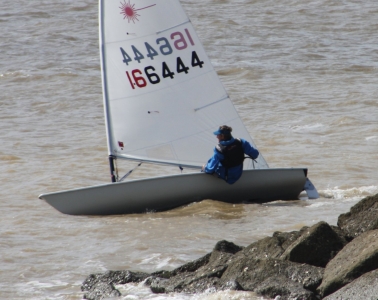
[39,0,318,215]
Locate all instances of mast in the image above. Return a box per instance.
[108,155,117,183]
[99,0,117,182]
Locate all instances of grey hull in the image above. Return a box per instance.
[39,168,307,215]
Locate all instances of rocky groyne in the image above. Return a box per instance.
[81,193,378,300]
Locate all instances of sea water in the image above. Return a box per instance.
[1,0,377,299]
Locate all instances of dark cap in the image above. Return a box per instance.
[213,129,231,135]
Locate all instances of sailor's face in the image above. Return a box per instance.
[216,134,224,142]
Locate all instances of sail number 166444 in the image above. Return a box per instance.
[120,29,195,65]
[125,51,204,89]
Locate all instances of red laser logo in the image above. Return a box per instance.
[120,1,156,23]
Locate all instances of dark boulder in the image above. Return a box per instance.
[82,282,120,300]
[323,269,378,300]
[238,221,346,270]
[156,252,212,278]
[280,221,348,267]
[238,229,306,261]
[81,270,150,300]
[146,237,325,298]
[220,226,307,298]
[220,257,324,297]
[147,240,243,294]
[254,275,317,300]
[317,229,378,297]
[338,193,378,240]
[213,239,244,254]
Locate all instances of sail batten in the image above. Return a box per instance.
[194,96,229,112]
[156,20,191,34]
[100,0,269,170]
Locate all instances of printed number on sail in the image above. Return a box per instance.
[126,51,204,89]
[120,29,195,66]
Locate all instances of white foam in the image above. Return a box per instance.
[26,280,58,288]
[306,201,330,208]
[290,123,325,132]
[320,185,378,200]
[365,136,377,141]
[155,257,174,270]
[116,283,194,299]
[191,290,262,300]
[139,253,161,264]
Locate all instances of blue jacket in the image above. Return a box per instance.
[204,138,259,184]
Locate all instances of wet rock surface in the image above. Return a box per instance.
[82,193,378,300]
[317,229,378,297]
[254,275,317,300]
[338,193,378,240]
[220,257,323,298]
[279,221,348,267]
[81,270,150,300]
[322,269,378,300]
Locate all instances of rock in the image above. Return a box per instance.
[338,194,378,240]
[317,229,378,297]
[147,239,324,298]
[323,269,378,300]
[82,270,150,290]
[180,277,222,294]
[239,229,305,261]
[149,274,195,294]
[157,252,212,278]
[220,257,324,295]
[254,275,317,300]
[80,194,378,300]
[83,282,120,300]
[147,240,243,294]
[280,221,347,267]
[217,280,243,291]
[221,226,307,294]
[81,270,150,300]
[213,239,244,254]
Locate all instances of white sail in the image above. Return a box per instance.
[99,0,268,169]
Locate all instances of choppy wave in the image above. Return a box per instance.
[320,185,378,200]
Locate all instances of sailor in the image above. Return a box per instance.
[202,125,259,184]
